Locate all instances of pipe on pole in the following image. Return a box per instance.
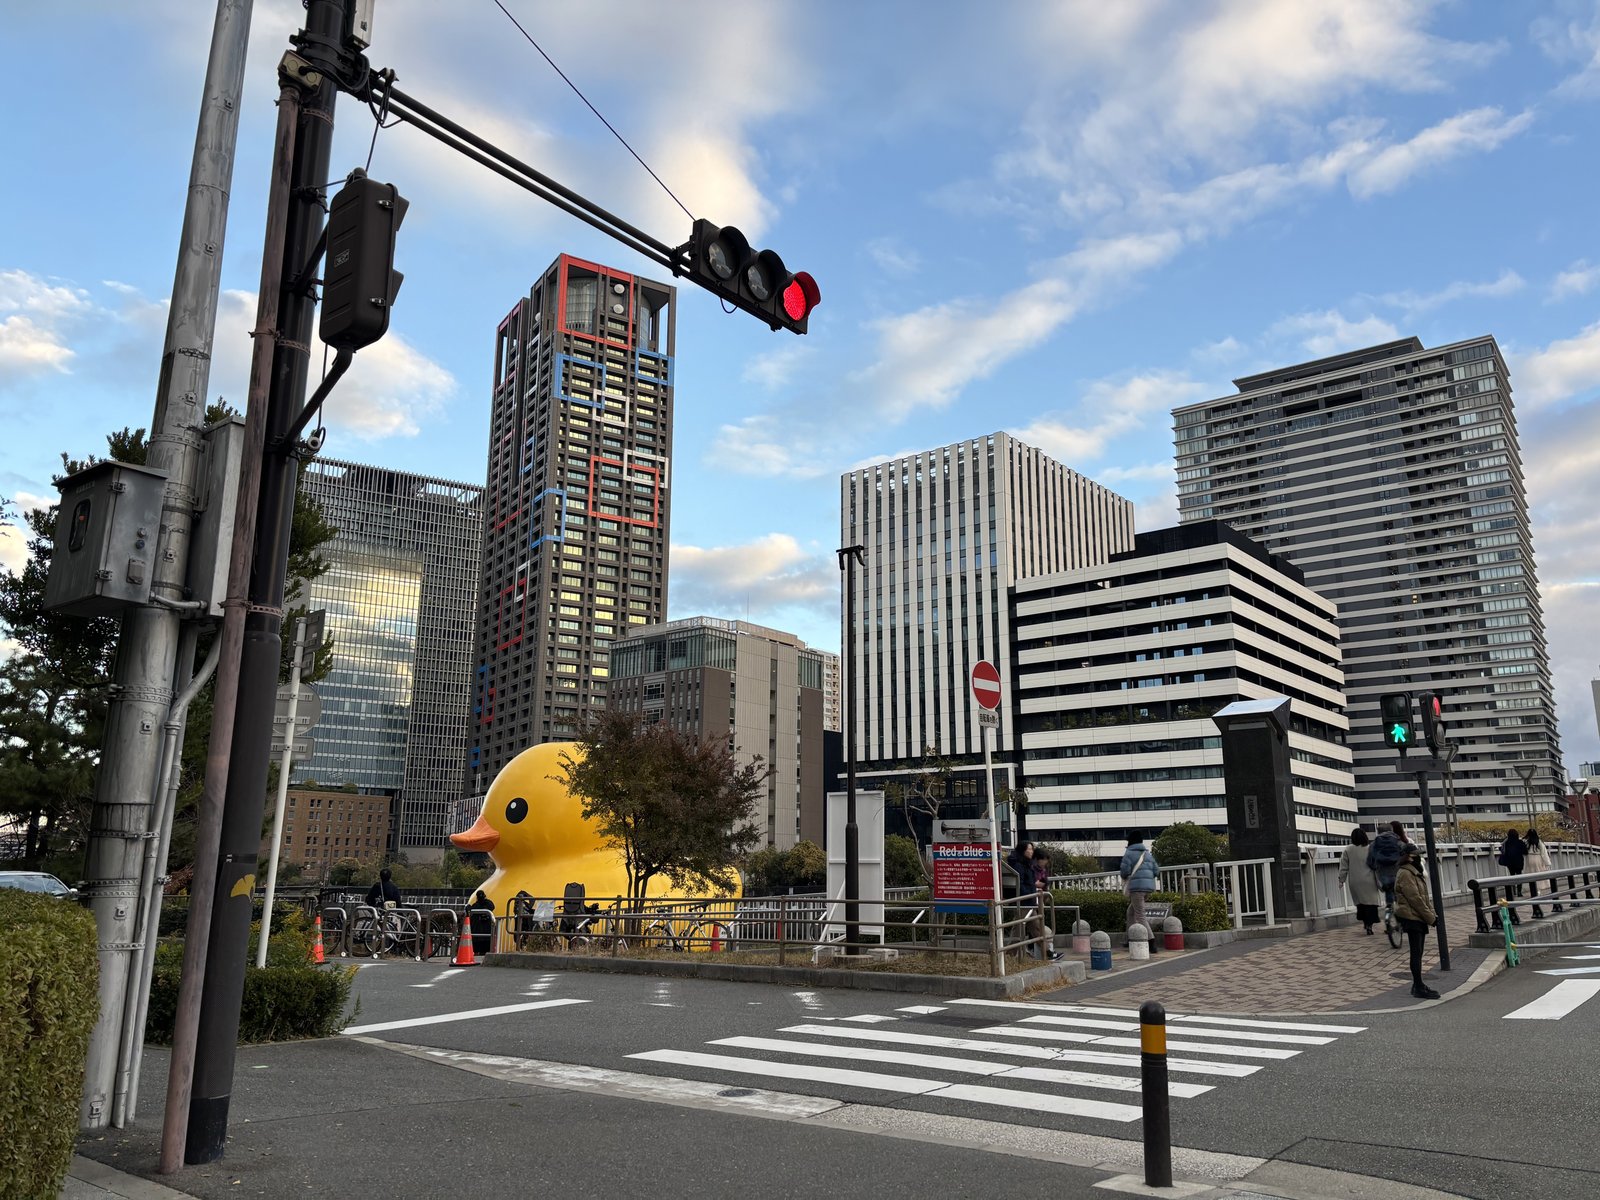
[80,0,254,1132]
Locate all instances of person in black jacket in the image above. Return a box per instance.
[1366,823,1410,906]
[366,867,400,908]
[469,889,497,955]
[1498,828,1528,924]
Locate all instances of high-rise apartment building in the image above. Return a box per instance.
[469,254,675,794]
[820,651,841,733]
[1174,336,1562,821]
[610,617,828,848]
[1013,522,1356,854]
[839,433,1135,806]
[293,458,482,856]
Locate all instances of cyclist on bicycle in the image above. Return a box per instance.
[1366,821,1411,907]
[366,867,401,909]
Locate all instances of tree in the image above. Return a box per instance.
[0,409,338,874]
[882,744,956,884]
[1152,821,1229,868]
[557,710,767,901]
[742,840,826,895]
[883,833,925,888]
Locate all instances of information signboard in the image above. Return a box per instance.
[932,818,995,914]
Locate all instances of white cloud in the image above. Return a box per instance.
[1550,260,1600,301]
[1514,320,1600,410]
[741,344,812,391]
[1533,4,1600,99]
[1133,486,1180,533]
[669,533,837,625]
[1270,309,1400,358]
[1012,370,1209,467]
[1376,269,1525,315]
[867,238,921,276]
[1346,107,1534,199]
[0,269,94,380]
[1098,461,1174,485]
[705,415,832,480]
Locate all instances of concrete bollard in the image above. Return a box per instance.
[1163,915,1184,952]
[1072,919,1091,955]
[1090,930,1113,971]
[1128,922,1151,961]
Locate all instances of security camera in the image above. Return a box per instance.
[301,427,328,456]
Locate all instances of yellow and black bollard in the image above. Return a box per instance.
[1140,1000,1173,1188]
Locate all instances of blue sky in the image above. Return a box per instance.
[3,1,1599,773]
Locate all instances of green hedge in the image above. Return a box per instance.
[0,891,100,1200]
[1048,888,1231,933]
[146,911,354,1045]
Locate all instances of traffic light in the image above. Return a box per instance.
[686,218,820,334]
[1419,692,1447,753]
[1380,693,1414,751]
[320,171,408,352]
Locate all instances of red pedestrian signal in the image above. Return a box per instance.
[1419,692,1447,754]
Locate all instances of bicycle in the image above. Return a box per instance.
[566,907,630,954]
[354,905,422,959]
[1380,892,1402,949]
[641,902,718,952]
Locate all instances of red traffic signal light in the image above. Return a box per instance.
[1419,692,1447,753]
[686,219,820,334]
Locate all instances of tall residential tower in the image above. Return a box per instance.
[468,255,676,794]
[1174,336,1562,821]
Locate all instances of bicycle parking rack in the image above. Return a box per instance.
[318,905,350,957]
[348,904,426,960]
[425,908,461,958]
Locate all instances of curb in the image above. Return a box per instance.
[485,949,1087,996]
[62,1156,199,1200]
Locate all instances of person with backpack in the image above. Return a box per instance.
[1120,832,1159,947]
[1366,821,1410,907]
[365,866,400,909]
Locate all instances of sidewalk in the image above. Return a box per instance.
[61,1156,196,1200]
[1056,904,1495,1015]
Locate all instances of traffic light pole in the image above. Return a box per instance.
[184,0,350,1165]
[1414,769,1452,972]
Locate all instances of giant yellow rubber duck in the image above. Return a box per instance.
[450,742,737,915]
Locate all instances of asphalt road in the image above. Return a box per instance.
[82,945,1600,1199]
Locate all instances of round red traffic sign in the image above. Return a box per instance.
[971,660,1001,710]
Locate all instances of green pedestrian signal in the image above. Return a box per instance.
[1379,693,1414,752]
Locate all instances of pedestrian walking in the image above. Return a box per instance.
[1523,828,1553,919]
[1120,832,1159,947]
[1498,827,1528,924]
[1031,848,1063,961]
[1338,827,1383,935]
[1393,844,1440,1000]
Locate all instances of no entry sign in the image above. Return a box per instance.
[971,660,1001,710]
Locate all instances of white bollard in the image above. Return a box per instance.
[1128,922,1151,961]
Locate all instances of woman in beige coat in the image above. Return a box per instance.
[1394,845,1439,1000]
[1338,827,1383,935]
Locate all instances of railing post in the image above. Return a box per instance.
[1262,861,1275,927]
[1229,864,1243,930]
[778,896,787,966]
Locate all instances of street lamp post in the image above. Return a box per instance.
[837,544,865,953]
[1514,761,1539,832]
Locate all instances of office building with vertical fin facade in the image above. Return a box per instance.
[1173,336,1562,822]
[293,458,482,859]
[468,254,675,796]
[839,433,1136,818]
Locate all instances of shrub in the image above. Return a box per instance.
[1045,887,1231,934]
[145,949,355,1046]
[0,891,100,1200]
[1049,887,1129,932]
[1171,891,1230,933]
[884,834,927,888]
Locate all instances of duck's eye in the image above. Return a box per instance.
[505,796,528,824]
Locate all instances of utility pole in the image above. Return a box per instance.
[837,545,865,953]
[79,0,254,1132]
[185,0,353,1165]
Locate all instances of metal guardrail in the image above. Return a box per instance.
[487,892,1063,976]
[1467,866,1600,932]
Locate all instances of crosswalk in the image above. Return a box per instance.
[1505,944,1600,1020]
[626,999,1364,1126]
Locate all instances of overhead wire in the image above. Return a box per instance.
[489,0,693,221]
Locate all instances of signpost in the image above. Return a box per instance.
[972,661,1004,974]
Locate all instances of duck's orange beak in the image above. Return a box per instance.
[450,814,500,852]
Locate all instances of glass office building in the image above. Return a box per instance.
[295,459,483,855]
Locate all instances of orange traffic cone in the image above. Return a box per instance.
[311,915,326,964]
[453,911,477,966]
[709,923,722,953]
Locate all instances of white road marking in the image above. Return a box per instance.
[792,990,826,1011]
[951,1001,1362,1036]
[972,1024,1300,1060]
[1171,1015,1365,1035]
[897,1005,946,1015]
[342,998,587,1035]
[1560,954,1600,960]
[628,1049,1142,1123]
[779,1024,1259,1077]
[1534,966,1600,977]
[1019,1015,1334,1047]
[842,1014,898,1023]
[410,967,467,989]
[1505,981,1600,1020]
[711,1036,1213,1098]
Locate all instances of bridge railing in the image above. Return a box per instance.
[1302,840,1600,919]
